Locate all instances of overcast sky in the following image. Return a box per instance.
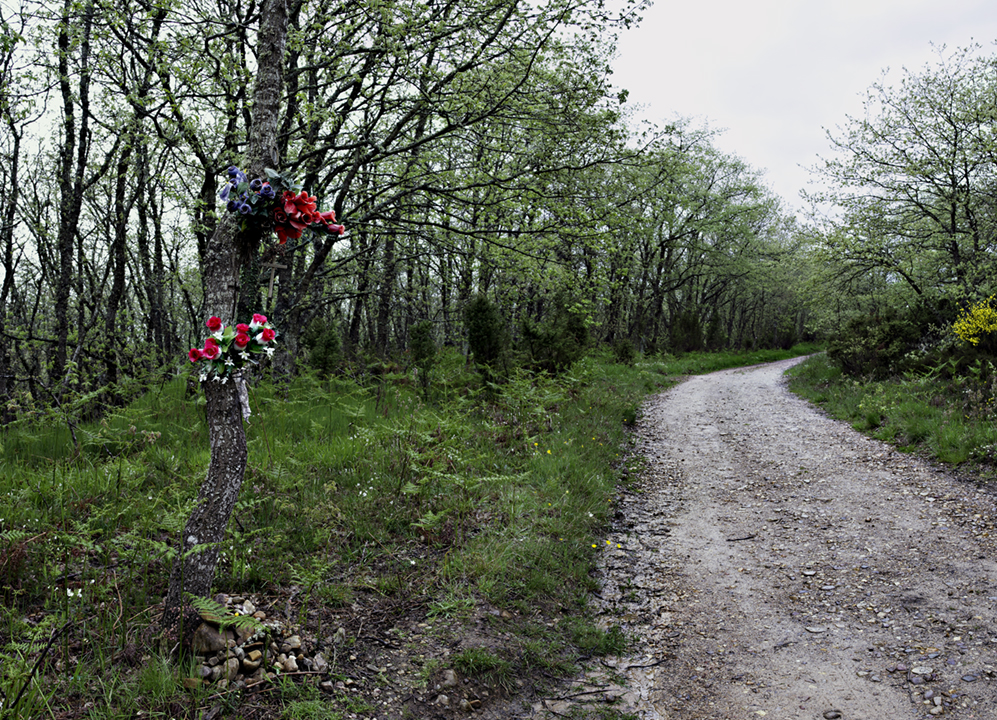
[610,0,997,213]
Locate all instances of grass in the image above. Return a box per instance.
[787,352,997,471]
[0,343,815,717]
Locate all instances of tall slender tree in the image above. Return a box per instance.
[161,0,288,646]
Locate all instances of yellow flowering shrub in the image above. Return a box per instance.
[953,296,997,346]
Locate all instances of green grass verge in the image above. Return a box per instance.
[787,353,997,469]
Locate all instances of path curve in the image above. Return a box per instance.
[595,357,997,720]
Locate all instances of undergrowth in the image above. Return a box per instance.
[0,344,815,717]
[787,353,997,470]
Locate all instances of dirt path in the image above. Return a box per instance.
[592,357,997,720]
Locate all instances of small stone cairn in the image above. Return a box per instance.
[185,593,330,692]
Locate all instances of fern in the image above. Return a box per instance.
[185,594,263,633]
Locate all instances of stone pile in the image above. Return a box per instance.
[184,594,331,692]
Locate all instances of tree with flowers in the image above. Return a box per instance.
[159,0,347,648]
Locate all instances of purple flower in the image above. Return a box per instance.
[238,202,252,214]
[249,178,263,192]
[260,183,275,199]
[220,184,231,201]
[227,199,241,213]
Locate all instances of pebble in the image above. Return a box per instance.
[823,711,842,720]
[911,666,933,675]
[961,674,979,682]
[805,626,827,633]
[441,668,459,687]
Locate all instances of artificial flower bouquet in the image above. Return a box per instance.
[188,313,277,380]
[220,166,345,244]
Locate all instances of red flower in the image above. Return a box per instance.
[202,342,221,360]
[206,316,223,332]
[234,332,251,349]
[256,327,276,344]
[252,313,268,326]
[317,210,346,235]
[188,348,203,363]
[236,323,250,334]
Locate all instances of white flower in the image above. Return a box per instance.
[199,373,207,382]
[265,347,275,357]
[67,588,81,598]
[225,357,235,366]
[240,351,250,361]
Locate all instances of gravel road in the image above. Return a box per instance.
[593,357,997,720]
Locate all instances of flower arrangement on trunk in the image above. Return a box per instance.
[188,314,277,381]
[220,166,345,244]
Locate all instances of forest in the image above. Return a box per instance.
[2,0,997,717]
[0,0,812,409]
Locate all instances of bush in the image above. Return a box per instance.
[827,310,920,379]
[670,308,703,353]
[301,318,342,377]
[409,320,436,393]
[612,339,637,366]
[520,301,589,374]
[465,295,508,375]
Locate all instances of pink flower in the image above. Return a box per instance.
[256,327,276,344]
[252,313,267,326]
[188,348,203,363]
[206,316,223,333]
[234,332,251,349]
[236,323,250,334]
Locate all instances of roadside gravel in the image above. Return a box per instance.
[588,357,997,720]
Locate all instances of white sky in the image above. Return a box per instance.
[610,0,997,214]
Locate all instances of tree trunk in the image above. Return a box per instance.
[52,0,94,387]
[161,0,287,647]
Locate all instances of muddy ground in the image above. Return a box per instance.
[581,357,997,720]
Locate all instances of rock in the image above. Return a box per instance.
[437,694,449,707]
[823,711,842,720]
[242,600,256,615]
[962,674,979,682]
[222,658,240,681]
[805,626,827,633]
[313,653,329,673]
[911,666,933,675]
[282,656,299,673]
[191,623,227,655]
[282,635,302,652]
[236,624,256,644]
